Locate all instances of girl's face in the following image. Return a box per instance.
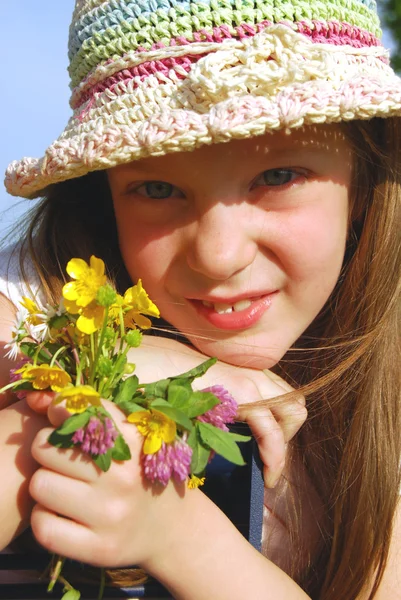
[109,125,352,368]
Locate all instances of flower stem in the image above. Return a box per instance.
[118,306,125,353]
[98,568,106,600]
[90,309,109,388]
[0,381,22,394]
[58,575,75,591]
[47,554,65,591]
[50,345,68,367]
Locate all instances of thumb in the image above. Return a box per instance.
[47,401,73,428]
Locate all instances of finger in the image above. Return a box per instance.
[263,369,306,406]
[31,504,104,566]
[240,404,285,488]
[31,426,98,482]
[30,469,96,526]
[26,391,55,414]
[269,401,308,443]
[47,401,72,427]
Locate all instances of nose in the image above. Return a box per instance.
[186,203,257,281]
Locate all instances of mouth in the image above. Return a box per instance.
[188,292,278,331]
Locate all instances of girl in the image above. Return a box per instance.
[1,1,400,599]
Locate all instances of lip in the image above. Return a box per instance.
[187,291,275,304]
[189,292,278,331]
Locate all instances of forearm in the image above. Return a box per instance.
[144,489,310,600]
[0,401,47,549]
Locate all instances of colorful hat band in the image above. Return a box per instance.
[73,19,384,113]
[4,0,401,199]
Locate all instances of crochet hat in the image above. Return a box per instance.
[5,0,401,198]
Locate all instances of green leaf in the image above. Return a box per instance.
[93,450,112,472]
[61,589,81,600]
[170,358,217,382]
[226,431,252,443]
[197,422,248,466]
[142,378,170,399]
[167,380,192,410]
[113,375,139,405]
[48,430,75,449]
[187,426,211,475]
[56,412,92,436]
[186,391,219,418]
[117,398,146,416]
[49,314,69,330]
[111,434,132,461]
[150,398,193,432]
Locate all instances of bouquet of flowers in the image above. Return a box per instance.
[2,255,250,599]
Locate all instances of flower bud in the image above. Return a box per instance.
[124,362,136,375]
[96,284,117,307]
[97,356,113,377]
[125,329,143,348]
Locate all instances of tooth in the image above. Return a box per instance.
[233,299,252,312]
[202,301,213,307]
[214,303,233,314]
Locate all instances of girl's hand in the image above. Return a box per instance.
[196,364,307,489]
[29,400,190,568]
[29,401,311,600]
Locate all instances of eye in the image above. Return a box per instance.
[252,169,301,188]
[130,181,183,200]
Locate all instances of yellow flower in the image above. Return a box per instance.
[62,256,107,308]
[108,294,125,326]
[123,280,160,330]
[20,297,43,326]
[17,364,71,392]
[128,409,176,454]
[187,475,206,489]
[64,297,105,335]
[53,385,101,414]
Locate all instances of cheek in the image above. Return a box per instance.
[116,219,176,289]
[275,198,349,290]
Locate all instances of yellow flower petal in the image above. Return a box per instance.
[124,280,160,318]
[20,364,71,393]
[66,258,90,280]
[90,255,105,278]
[53,385,101,414]
[20,297,39,314]
[76,303,105,334]
[62,281,80,303]
[124,310,152,330]
[127,410,149,425]
[20,297,43,326]
[188,475,206,489]
[143,433,163,454]
[127,409,176,454]
[63,297,80,314]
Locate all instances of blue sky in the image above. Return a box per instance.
[0,1,397,239]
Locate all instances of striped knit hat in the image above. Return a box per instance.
[5,0,401,198]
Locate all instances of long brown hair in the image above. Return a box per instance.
[5,117,401,599]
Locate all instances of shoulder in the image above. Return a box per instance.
[0,243,40,309]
